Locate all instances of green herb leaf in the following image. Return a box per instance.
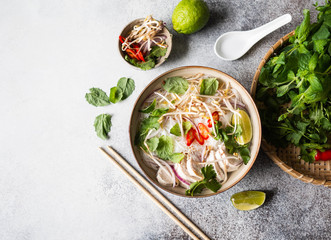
[200,78,219,95]
[168,153,185,163]
[150,108,169,117]
[146,137,159,152]
[85,88,110,106]
[170,121,192,136]
[109,87,123,103]
[183,121,193,134]
[185,165,222,196]
[239,147,250,164]
[117,77,135,100]
[149,45,167,58]
[312,24,330,40]
[135,116,160,147]
[140,99,156,113]
[124,46,167,71]
[94,114,112,140]
[156,135,174,160]
[125,55,156,70]
[163,77,189,94]
[296,9,311,43]
[213,124,251,164]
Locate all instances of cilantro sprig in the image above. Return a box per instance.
[185,165,222,196]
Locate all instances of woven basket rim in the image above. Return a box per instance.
[251,31,331,188]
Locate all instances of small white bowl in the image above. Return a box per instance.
[118,18,172,70]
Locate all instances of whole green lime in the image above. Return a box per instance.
[172,0,210,34]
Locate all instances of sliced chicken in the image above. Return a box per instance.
[215,145,243,172]
[217,160,228,183]
[156,167,175,186]
[224,158,243,172]
[186,157,203,180]
[206,151,225,182]
[174,158,201,184]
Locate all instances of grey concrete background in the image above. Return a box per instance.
[0,0,330,239]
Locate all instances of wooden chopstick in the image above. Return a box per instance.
[99,146,210,240]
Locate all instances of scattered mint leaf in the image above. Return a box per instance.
[200,78,219,95]
[85,88,110,107]
[109,87,123,103]
[117,77,135,100]
[94,114,112,140]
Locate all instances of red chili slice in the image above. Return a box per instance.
[119,35,125,43]
[208,111,219,128]
[136,51,145,62]
[315,149,331,161]
[198,123,209,140]
[125,49,139,60]
[186,128,196,146]
[193,129,204,145]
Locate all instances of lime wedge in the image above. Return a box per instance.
[230,191,266,211]
[232,109,252,145]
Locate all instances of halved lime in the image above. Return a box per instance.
[230,191,266,211]
[231,109,252,145]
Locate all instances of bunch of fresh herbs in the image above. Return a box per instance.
[256,2,331,162]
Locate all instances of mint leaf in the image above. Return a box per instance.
[140,99,156,113]
[163,77,189,95]
[296,9,311,43]
[117,77,135,100]
[85,88,110,107]
[200,78,219,95]
[109,87,123,103]
[94,114,112,140]
[312,24,330,40]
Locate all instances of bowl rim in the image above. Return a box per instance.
[129,66,262,197]
[118,17,172,70]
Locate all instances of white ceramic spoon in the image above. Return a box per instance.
[214,14,292,61]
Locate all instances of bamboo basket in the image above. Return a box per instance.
[251,31,331,188]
